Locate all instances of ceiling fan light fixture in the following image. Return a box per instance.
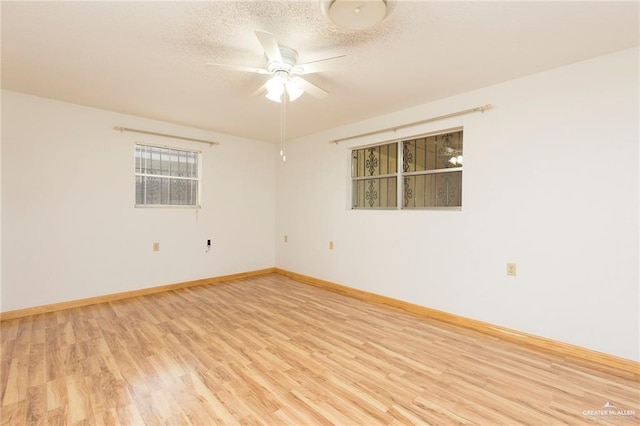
[449,155,463,166]
[286,79,304,102]
[265,74,286,102]
[321,0,395,31]
[265,90,283,103]
[266,73,305,103]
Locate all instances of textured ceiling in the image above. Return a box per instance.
[2,1,638,143]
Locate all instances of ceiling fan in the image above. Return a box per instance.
[208,31,344,103]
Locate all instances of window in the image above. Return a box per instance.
[352,142,398,209]
[403,131,463,208]
[351,130,463,209]
[135,144,200,207]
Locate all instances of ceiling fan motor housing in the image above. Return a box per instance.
[267,46,299,74]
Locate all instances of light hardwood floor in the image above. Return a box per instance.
[1,274,638,425]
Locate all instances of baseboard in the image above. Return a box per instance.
[274,268,639,379]
[4,267,637,378]
[0,267,275,321]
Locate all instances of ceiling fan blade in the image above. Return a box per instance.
[251,82,268,97]
[255,31,283,63]
[294,77,329,99]
[293,55,347,75]
[207,63,270,74]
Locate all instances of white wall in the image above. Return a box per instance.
[2,48,638,361]
[276,47,639,361]
[1,91,276,312]
[0,95,3,310]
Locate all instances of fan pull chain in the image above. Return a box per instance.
[281,91,287,162]
[280,91,284,158]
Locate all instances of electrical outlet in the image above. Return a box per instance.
[153,242,160,252]
[507,263,517,277]
[284,235,288,243]
[329,241,334,250]
[207,239,211,247]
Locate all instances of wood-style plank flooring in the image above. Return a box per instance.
[1,274,638,425]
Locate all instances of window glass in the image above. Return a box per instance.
[135,144,200,207]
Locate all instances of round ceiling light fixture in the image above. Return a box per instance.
[321,0,396,31]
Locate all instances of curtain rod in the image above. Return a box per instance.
[114,126,219,146]
[329,104,491,144]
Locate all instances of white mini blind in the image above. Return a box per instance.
[135,144,200,207]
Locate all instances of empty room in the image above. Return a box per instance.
[1,1,638,425]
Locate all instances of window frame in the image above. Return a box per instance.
[134,142,202,208]
[350,141,400,210]
[349,127,463,210]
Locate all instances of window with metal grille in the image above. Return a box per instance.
[135,144,200,207]
[351,142,398,209]
[351,129,463,209]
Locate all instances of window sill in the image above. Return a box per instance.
[135,204,201,209]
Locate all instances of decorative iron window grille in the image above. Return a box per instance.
[350,130,463,209]
[351,142,398,209]
[135,144,201,207]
